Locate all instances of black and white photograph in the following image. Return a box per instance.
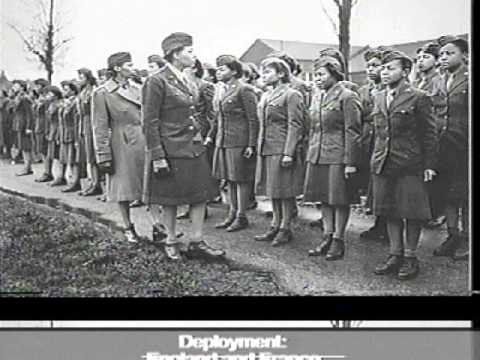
[0,0,471,296]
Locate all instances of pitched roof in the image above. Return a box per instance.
[240,38,364,63]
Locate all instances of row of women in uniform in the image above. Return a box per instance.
[0,69,115,202]
[1,32,468,279]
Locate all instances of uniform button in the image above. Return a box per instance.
[442,126,447,131]
[190,106,195,110]
[386,137,390,141]
[189,126,194,130]
[444,115,448,119]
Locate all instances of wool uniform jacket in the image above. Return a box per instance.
[11,93,33,133]
[194,79,215,140]
[358,82,383,164]
[142,65,207,160]
[207,79,259,148]
[46,100,62,142]
[257,83,305,157]
[414,70,442,94]
[33,98,51,135]
[59,96,79,144]
[91,79,145,164]
[307,82,363,166]
[430,65,469,159]
[370,80,438,176]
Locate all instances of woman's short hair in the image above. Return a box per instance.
[216,55,243,79]
[164,46,185,63]
[192,59,204,79]
[260,57,291,83]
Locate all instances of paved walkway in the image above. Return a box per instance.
[0,159,469,295]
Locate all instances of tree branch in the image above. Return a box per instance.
[333,0,342,8]
[321,0,339,36]
[7,23,47,65]
[52,37,73,52]
[352,0,359,7]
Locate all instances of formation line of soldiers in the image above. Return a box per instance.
[0,32,468,280]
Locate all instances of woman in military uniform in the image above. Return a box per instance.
[358,47,389,242]
[44,86,64,186]
[205,55,258,232]
[58,80,82,193]
[11,79,34,176]
[371,50,438,280]
[33,79,53,182]
[430,36,469,258]
[304,52,363,261]
[142,33,224,261]
[91,52,146,243]
[77,68,102,196]
[254,57,305,246]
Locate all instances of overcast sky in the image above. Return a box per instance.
[0,0,470,83]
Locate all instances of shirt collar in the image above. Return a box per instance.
[166,63,187,83]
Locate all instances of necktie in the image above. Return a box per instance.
[386,90,395,108]
[446,73,455,92]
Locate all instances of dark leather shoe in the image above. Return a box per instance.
[433,234,461,256]
[152,223,168,242]
[424,215,446,229]
[246,201,258,210]
[124,224,140,243]
[254,227,279,242]
[374,255,403,275]
[50,178,67,187]
[16,169,33,176]
[271,228,293,247]
[164,242,182,261]
[309,218,324,230]
[398,257,420,280]
[186,240,225,260]
[82,185,103,196]
[177,210,190,220]
[35,173,53,182]
[129,200,144,208]
[215,214,236,229]
[325,238,345,261]
[61,183,81,192]
[308,233,333,256]
[226,216,248,232]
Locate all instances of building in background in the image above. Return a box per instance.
[240,33,468,84]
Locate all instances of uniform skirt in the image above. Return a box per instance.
[59,141,77,165]
[84,121,96,164]
[428,152,468,212]
[47,140,60,160]
[15,131,32,152]
[143,151,218,206]
[34,133,47,155]
[371,173,432,220]
[212,147,256,183]
[255,153,304,199]
[303,163,359,206]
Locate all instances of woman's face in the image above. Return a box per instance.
[261,65,282,86]
[78,73,87,87]
[314,67,336,90]
[439,43,465,71]
[176,46,196,68]
[380,59,407,86]
[216,65,236,83]
[118,61,135,79]
[416,51,436,73]
[147,62,161,75]
[366,57,382,82]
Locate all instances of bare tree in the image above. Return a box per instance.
[7,0,73,82]
[330,321,363,328]
[321,0,360,78]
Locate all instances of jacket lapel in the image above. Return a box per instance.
[220,79,240,103]
[376,89,389,118]
[321,82,342,109]
[389,81,415,112]
[265,84,287,105]
[164,66,193,96]
[448,66,468,94]
[117,85,141,106]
